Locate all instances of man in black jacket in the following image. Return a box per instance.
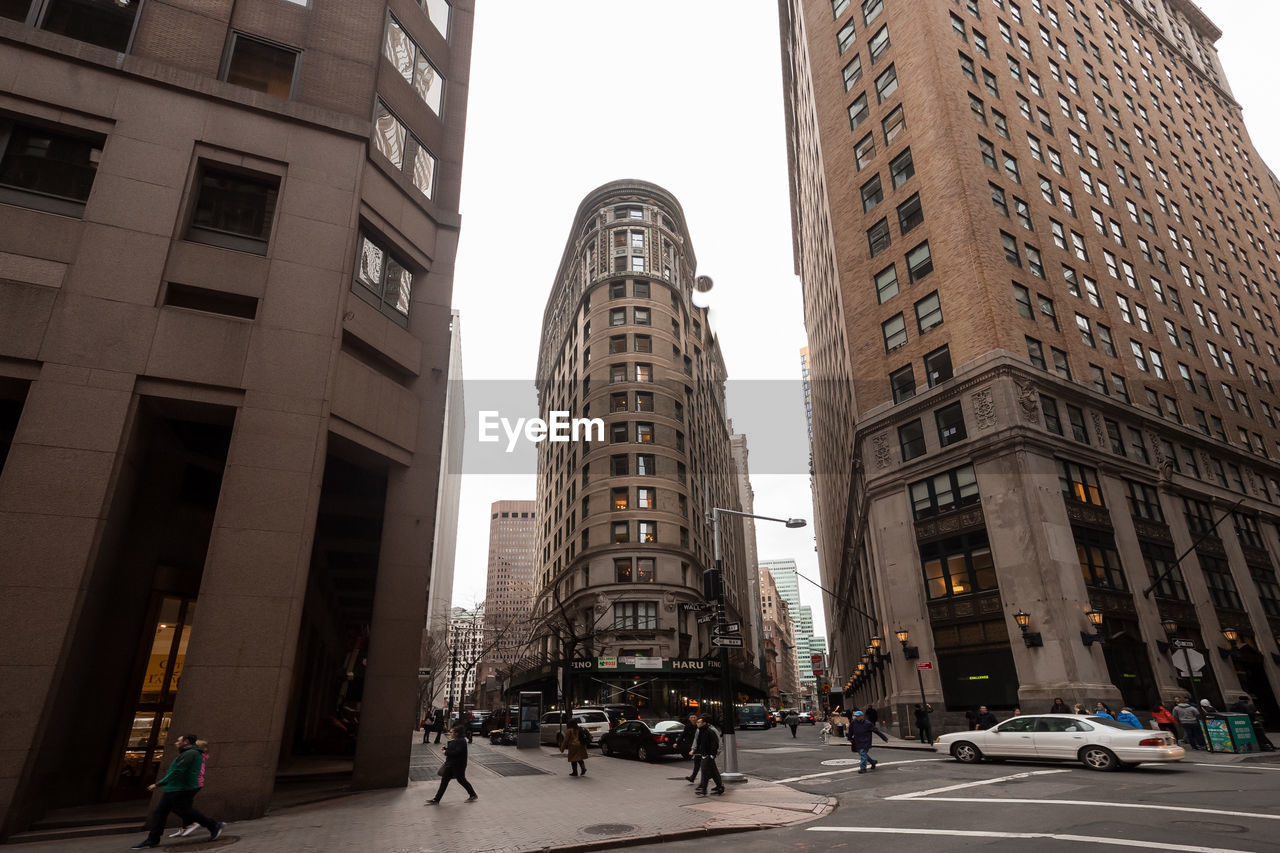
[976,705,998,729]
[913,703,933,742]
[693,716,725,796]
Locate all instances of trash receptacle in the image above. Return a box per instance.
[834,724,845,738]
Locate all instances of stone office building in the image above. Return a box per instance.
[0,0,472,838]
[515,180,757,718]
[780,0,1280,727]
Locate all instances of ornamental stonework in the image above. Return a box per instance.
[972,387,997,430]
[1014,378,1039,423]
[872,432,890,469]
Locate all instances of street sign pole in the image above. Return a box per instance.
[915,662,930,736]
[710,510,744,783]
[1182,644,1199,707]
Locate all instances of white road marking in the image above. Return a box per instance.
[886,768,1071,798]
[774,758,945,783]
[739,747,820,754]
[1188,762,1280,771]
[806,826,1257,852]
[912,796,1280,821]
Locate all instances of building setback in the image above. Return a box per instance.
[0,0,472,838]
[780,0,1280,730]
[517,179,756,718]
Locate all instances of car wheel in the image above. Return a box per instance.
[636,745,651,762]
[600,741,611,757]
[1080,746,1119,771]
[951,742,983,763]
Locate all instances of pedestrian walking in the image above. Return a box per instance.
[976,705,997,729]
[1049,698,1071,714]
[683,713,710,783]
[1228,695,1276,751]
[1116,707,1142,728]
[432,708,446,744]
[425,726,478,804]
[846,710,889,773]
[560,718,589,776]
[693,716,725,796]
[130,735,224,849]
[785,710,800,738]
[913,703,933,743]
[1172,697,1206,750]
[459,709,474,742]
[676,713,698,761]
[864,706,879,725]
[964,707,980,730]
[1151,702,1178,738]
[166,740,211,839]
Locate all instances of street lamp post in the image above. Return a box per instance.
[710,507,806,783]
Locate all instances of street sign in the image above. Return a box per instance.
[1174,647,1205,677]
[711,636,744,648]
[812,668,825,678]
[697,613,715,624]
[916,661,934,671]
[714,621,742,634]
[1173,639,1195,649]
[681,602,711,611]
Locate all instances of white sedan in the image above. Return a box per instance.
[936,713,1185,771]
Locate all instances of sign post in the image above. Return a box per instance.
[914,661,932,736]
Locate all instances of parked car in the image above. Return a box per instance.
[467,711,489,734]
[936,713,1186,771]
[736,704,771,729]
[599,719,686,762]
[796,710,815,724]
[576,704,640,730]
[537,710,611,748]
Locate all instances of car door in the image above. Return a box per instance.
[540,713,563,746]
[1033,715,1093,758]
[986,717,1037,757]
[613,721,641,755]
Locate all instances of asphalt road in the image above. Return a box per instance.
[631,723,1280,853]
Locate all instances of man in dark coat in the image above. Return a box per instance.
[914,703,933,742]
[864,706,879,724]
[976,705,998,729]
[693,716,725,796]
[846,710,889,773]
[964,707,980,730]
[425,726,478,804]
[432,708,446,744]
[1228,695,1276,751]
[1049,698,1071,713]
[677,712,700,780]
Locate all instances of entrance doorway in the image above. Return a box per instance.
[1099,617,1159,710]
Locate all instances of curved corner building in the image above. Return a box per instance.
[518,180,756,717]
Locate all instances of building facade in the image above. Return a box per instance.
[445,605,486,710]
[483,500,539,669]
[0,0,472,837]
[426,310,466,638]
[516,179,755,718]
[780,0,1280,729]
[761,559,821,704]
[729,423,768,676]
[761,569,801,704]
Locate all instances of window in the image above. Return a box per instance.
[615,557,633,582]
[1142,541,1187,601]
[610,392,627,413]
[636,453,655,475]
[1041,394,1062,434]
[1050,346,1070,378]
[1127,479,1163,522]
[614,601,657,630]
[1076,313,1094,347]
[979,135,996,168]
[1200,556,1242,610]
[352,230,414,322]
[837,19,857,53]
[634,334,652,353]
[1075,527,1128,590]
[889,147,915,187]
[890,363,916,403]
[897,193,924,233]
[899,419,926,460]
[920,531,997,599]
[906,241,933,281]
[636,557,655,582]
[0,118,104,216]
[1026,336,1046,369]
[936,402,966,446]
[634,307,651,326]
[862,0,883,24]
[39,0,140,52]
[384,15,444,114]
[372,101,437,198]
[915,291,943,332]
[1066,404,1088,444]
[1105,418,1124,455]
[875,264,899,303]
[634,363,652,383]
[854,133,877,169]
[882,105,907,144]
[637,487,655,510]
[990,183,1009,217]
[882,314,907,351]
[843,55,864,91]
[224,33,299,99]
[875,64,899,102]
[638,520,657,543]
[612,522,629,544]
[612,487,629,511]
[610,455,628,476]
[1013,283,1033,318]
[868,25,890,62]
[848,93,870,130]
[1002,231,1020,265]
[868,218,891,256]
[635,422,654,444]
[861,174,884,212]
[1058,458,1102,504]
[187,165,280,254]
[909,464,980,519]
[420,0,450,37]
[610,422,627,443]
[925,345,952,386]
[609,307,626,326]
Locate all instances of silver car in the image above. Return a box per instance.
[538,710,611,748]
[936,713,1185,770]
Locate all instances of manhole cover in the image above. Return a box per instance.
[582,823,637,836]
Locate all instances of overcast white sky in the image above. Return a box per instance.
[446,0,1280,648]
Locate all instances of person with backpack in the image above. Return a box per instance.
[846,710,889,774]
[560,718,589,776]
[130,735,224,849]
[692,715,725,796]
[1172,697,1206,750]
[425,726,478,804]
[1116,707,1142,728]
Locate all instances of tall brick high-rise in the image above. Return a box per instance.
[512,179,758,718]
[0,0,472,837]
[780,0,1280,729]
[483,500,538,666]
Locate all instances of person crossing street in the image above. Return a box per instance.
[692,716,725,796]
[846,710,888,774]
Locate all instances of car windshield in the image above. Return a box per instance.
[653,720,684,732]
[575,712,608,723]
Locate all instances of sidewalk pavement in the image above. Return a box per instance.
[11,735,834,853]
